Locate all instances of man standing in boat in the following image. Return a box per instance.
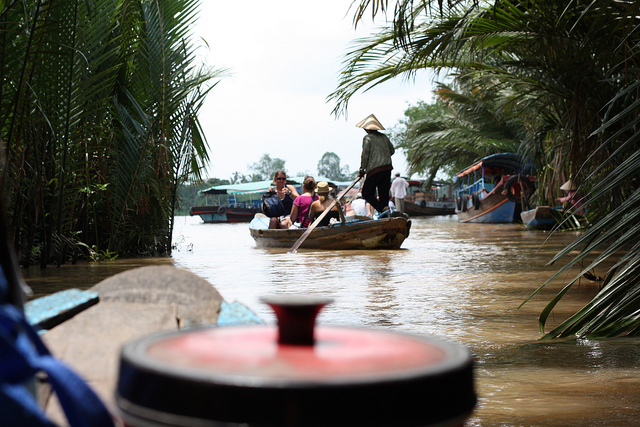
[390,172,409,214]
[356,114,395,218]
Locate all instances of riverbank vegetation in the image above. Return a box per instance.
[335,0,640,338]
[0,0,223,267]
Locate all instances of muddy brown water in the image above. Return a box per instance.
[23,215,640,426]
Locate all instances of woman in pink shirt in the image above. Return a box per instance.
[289,176,318,228]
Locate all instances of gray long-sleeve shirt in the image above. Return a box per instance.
[360,131,394,174]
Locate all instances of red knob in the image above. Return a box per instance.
[260,295,333,345]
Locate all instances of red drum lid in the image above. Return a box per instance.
[116,296,476,426]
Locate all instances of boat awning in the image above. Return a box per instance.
[198,180,275,196]
[198,189,228,195]
[455,153,534,180]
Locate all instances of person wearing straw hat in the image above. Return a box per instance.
[557,179,586,215]
[308,181,341,227]
[356,114,395,218]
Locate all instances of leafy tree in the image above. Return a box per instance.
[317,152,354,180]
[392,81,522,186]
[176,178,230,215]
[248,154,287,181]
[230,172,246,184]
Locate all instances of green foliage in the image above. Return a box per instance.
[391,85,522,183]
[317,152,355,181]
[229,171,263,184]
[176,178,230,215]
[78,243,119,263]
[0,0,225,266]
[339,0,640,338]
[248,154,287,181]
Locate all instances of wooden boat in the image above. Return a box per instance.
[520,206,587,230]
[249,215,411,250]
[190,205,258,223]
[404,199,455,216]
[454,153,536,223]
[190,181,270,223]
[403,180,455,216]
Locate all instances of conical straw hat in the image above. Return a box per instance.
[560,180,576,191]
[355,114,385,130]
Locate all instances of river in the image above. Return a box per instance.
[23,215,640,425]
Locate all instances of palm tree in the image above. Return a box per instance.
[335,0,640,338]
[0,0,224,265]
[107,0,225,256]
[394,80,523,184]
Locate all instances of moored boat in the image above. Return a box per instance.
[454,153,535,223]
[520,206,587,230]
[190,180,271,223]
[249,215,411,250]
[404,199,455,216]
[189,205,258,223]
[403,180,455,216]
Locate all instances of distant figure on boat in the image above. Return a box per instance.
[557,179,586,215]
[356,114,395,217]
[289,176,318,228]
[390,173,409,213]
[269,170,299,229]
[489,175,507,195]
[349,193,373,218]
[309,181,341,227]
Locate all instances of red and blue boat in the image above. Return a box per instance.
[454,153,535,223]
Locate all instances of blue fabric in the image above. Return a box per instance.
[261,191,286,217]
[0,265,114,427]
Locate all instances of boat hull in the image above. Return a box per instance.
[190,206,257,223]
[404,200,455,216]
[455,192,519,223]
[521,206,587,230]
[520,206,560,230]
[249,217,411,250]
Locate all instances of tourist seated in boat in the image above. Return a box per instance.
[268,170,300,229]
[556,179,586,215]
[289,176,318,228]
[348,193,373,218]
[309,181,341,227]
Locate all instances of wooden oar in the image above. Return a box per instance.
[288,176,362,253]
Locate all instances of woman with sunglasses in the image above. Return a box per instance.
[269,170,299,229]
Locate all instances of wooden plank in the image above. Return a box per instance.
[24,288,99,330]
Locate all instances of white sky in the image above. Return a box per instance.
[193,1,435,181]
